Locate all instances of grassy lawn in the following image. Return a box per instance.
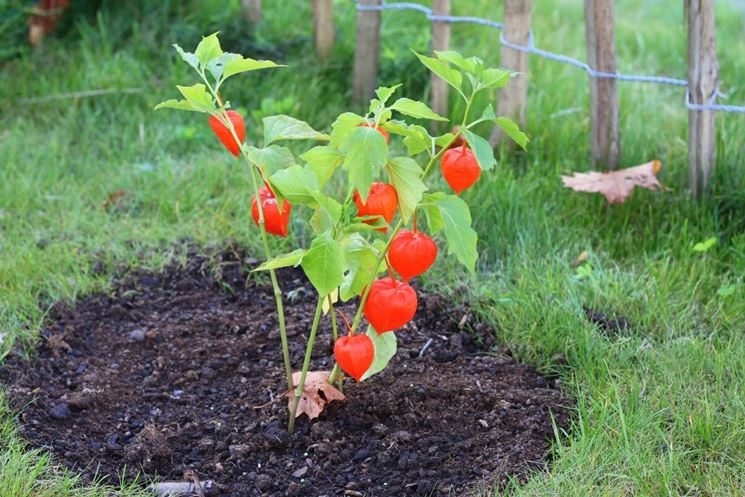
[1,0,744,495]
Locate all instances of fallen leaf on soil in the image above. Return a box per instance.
[561,160,669,204]
[288,371,346,420]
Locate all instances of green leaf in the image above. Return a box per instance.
[375,84,402,105]
[434,132,456,148]
[341,126,388,203]
[717,285,735,297]
[301,233,345,296]
[340,234,380,301]
[480,68,511,89]
[206,52,240,81]
[693,237,717,252]
[253,249,307,271]
[154,99,204,113]
[494,117,529,149]
[329,112,366,147]
[173,44,200,70]
[175,83,215,113]
[359,327,397,380]
[301,146,344,187]
[245,145,295,175]
[390,98,448,121]
[194,32,223,66]
[268,165,320,207]
[434,50,476,74]
[427,194,478,271]
[478,103,497,122]
[421,192,445,233]
[263,115,329,145]
[463,129,496,171]
[223,56,282,80]
[386,157,426,223]
[382,122,431,156]
[310,195,343,235]
[413,51,464,97]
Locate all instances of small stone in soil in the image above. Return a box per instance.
[49,403,71,420]
[128,329,146,342]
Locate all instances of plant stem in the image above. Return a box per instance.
[288,295,325,434]
[248,166,294,393]
[329,301,343,392]
[198,73,294,394]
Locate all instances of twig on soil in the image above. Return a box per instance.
[147,479,216,497]
[418,338,434,358]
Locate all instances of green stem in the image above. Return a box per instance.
[329,301,343,393]
[199,73,294,394]
[249,166,294,393]
[288,296,325,434]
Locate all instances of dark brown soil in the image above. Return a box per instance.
[1,249,570,497]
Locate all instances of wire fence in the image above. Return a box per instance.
[356,0,745,113]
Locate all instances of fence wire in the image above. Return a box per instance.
[355,0,745,113]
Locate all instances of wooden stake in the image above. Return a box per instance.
[491,0,532,147]
[352,0,382,105]
[242,0,261,24]
[584,0,620,169]
[431,0,451,131]
[686,0,719,196]
[313,0,335,61]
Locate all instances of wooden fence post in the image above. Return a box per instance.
[242,0,261,24]
[686,0,718,196]
[491,0,532,147]
[431,0,451,131]
[313,0,335,61]
[584,0,620,169]
[353,0,382,105]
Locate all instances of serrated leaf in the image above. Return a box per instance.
[429,194,478,271]
[301,146,344,187]
[382,121,431,155]
[340,234,380,301]
[301,233,345,296]
[435,50,476,74]
[223,56,282,80]
[341,126,388,203]
[206,52,240,81]
[478,103,497,122]
[175,83,216,113]
[269,165,320,207]
[194,32,223,66]
[359,327,397,380]
[386,157,426,223]
[463,129,496,171]
[329,112,366,147]
[494,117,528,149]
[253,249,307,271]
[263,115,329,145]
[173,44,200,70]
[245,145,295,176]
[154,99,204,113]
[390,98,448,121]
[374,84,402,105]
[413,51,464,97]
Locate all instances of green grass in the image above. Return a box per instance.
[1,0,744,495]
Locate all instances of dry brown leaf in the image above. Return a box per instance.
[288,371,345,420]
[561,160,669,204]
[572,250,590,267]
[101,189,127,210]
